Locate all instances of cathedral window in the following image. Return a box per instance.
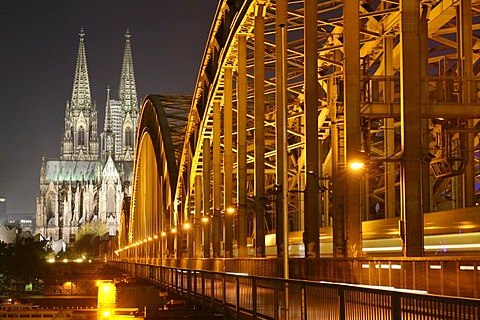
[46,192,56,226]
[78,126,85,146]
[125,127,133,148]
[106,183,116,216]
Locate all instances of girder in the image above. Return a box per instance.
[116,0,480,261]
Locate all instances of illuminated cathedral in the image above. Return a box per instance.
[36,29,139,245]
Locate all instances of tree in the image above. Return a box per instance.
[0,238,51,293]
[73,221,108,258]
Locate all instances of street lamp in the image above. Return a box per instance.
[225,206,236,215]
[349,161,365,171]
[348,150,368,171]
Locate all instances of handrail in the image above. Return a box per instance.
[111,261,480,320]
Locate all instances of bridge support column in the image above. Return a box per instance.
[400,0,424,257]
[330,48,345,257]
[203,138,211,258]
[159,176,166,263]
[254,1,266,258]
[383,36,397,219]
[459,0,475,207]
[303,0,320,259]
[213,101,222,258]
[276,3,290,318]
[154,172,160,264]
[223,66,234,258]
[344,0,362,258]
[275,0,287,260]
[194,175,202,258]
[420,5,431,214]
[167,214,175,259]
[237,33,248,258]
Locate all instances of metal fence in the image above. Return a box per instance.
[119,257,480,299]
[294,258,480,299]
[111,261,480,320]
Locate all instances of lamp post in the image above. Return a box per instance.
[277,22,289,320]
[201,216,210,258]
[161,231,167,262]
[183,222,192,258]
[223,206,236,257]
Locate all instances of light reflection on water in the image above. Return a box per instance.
[97,280,116,318]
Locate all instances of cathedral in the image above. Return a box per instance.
[35,29,139,246]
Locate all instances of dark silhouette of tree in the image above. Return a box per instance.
[72,221,108,258]
[0,238,52,292]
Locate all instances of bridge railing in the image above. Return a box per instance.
[116,257,480,299]
[295,258,480,299]
[111,261,480,320]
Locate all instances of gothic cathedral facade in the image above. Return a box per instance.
[36,29,139,247]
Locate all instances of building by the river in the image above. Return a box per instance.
[36,29,139,246]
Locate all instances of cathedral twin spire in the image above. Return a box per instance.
[102,29,139,161]
[119,29,138,114]
[61,27,98,160]
[70,28,92,112]
[61,28,139,162]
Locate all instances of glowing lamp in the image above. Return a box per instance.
[349,161,365,170]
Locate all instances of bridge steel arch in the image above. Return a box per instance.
[118,94,190,263]
[116,0,480,263]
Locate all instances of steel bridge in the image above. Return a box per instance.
[111,0,480,317]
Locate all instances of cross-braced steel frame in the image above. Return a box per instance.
[119,0,480,262]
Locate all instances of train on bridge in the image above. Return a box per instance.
[265,207,480,257]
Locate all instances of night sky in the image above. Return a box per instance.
[0,1,218,214]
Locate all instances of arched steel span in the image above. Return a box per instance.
[119,94,190,257]
[118,0,480,262]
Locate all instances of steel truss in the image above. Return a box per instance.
[122,0,480,261]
